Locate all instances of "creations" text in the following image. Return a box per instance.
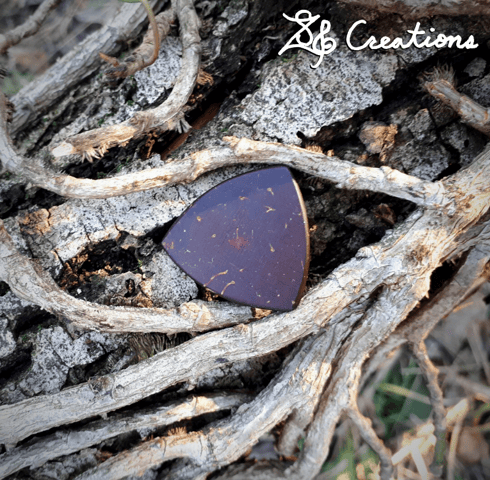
[279,10,478,68]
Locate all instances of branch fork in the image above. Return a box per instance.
[1,17,490,478]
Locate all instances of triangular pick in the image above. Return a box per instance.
[163,167,310,311]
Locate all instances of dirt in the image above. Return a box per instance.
[1,0,490,478]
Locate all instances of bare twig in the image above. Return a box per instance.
[447,420,463,480]
[348,405,394,480]
[0,0,63,55]
[447,374,490,402]
[73,331,338,479]
[424,72,490,137]
[0,393,250,479]
[8,0,166,136]
[1,142,489,446]
[2,129,449,206]
[467,322,490,385]
[100,9,175,78]
[409,341,446,477]
[0,219,253,334]
[51,0,201,160]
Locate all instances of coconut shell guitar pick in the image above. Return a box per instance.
[162,167,310,311]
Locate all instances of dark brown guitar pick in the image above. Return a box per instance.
[162,167,309,310]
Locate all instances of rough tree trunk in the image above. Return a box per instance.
[0,1,489,479]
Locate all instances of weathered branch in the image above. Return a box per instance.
[1,4,489,479]
[0,142,488,446]
[74,330,339,480]
[0,0,63,55]
[0,393,250,479]
[0,219,253,333]
[51,0,201,160]
[424,75,490,137]
[207,287,427,480]
[275,409,310,456]
[276,306,373,457]
[359,241,490,476]
[286,286,419,479]
[8,0,166,136]
[77,432,203,480]
[2,129,449,207]
[212,399,476,480]
[100,9,175,79]
[66,234,490,479]
[409,340,446,476]
[347,405,393,480]
[364,239,490,382]
[224,137,450,209]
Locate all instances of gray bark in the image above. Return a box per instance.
[0,1,489,479]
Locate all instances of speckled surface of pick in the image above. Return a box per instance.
[162,167,309,311]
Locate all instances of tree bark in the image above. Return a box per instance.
[0,1,490,479]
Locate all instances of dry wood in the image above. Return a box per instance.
[1,142,488,451]
[276,303,374,457]
[211,461,289,480]
[74,330,339,479]
[2,10,490,478]
[409,341,446,476]
[0,0,63,55]
[357,242,490,476]
[286,287,421,479]
[51,0,201,160]
[2,128,448,204]
[448,419,463,480]
[275,408,312,456]
[0,393,250,479]
[364,240,490,382]
[101,9,175,79]
[223,137,449,209]
[424,75,490,137]
[0,219,253,334]
[168,288,431,480]
[176,148,490,479]
[348,405,394,480]
[8,0,166,136]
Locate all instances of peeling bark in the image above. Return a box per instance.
[0,221,253,333]
[1,2,490,479]
[1,142,488,447]
[8,0,167,136]
[51,0,201,160]
[0,393,250,478]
